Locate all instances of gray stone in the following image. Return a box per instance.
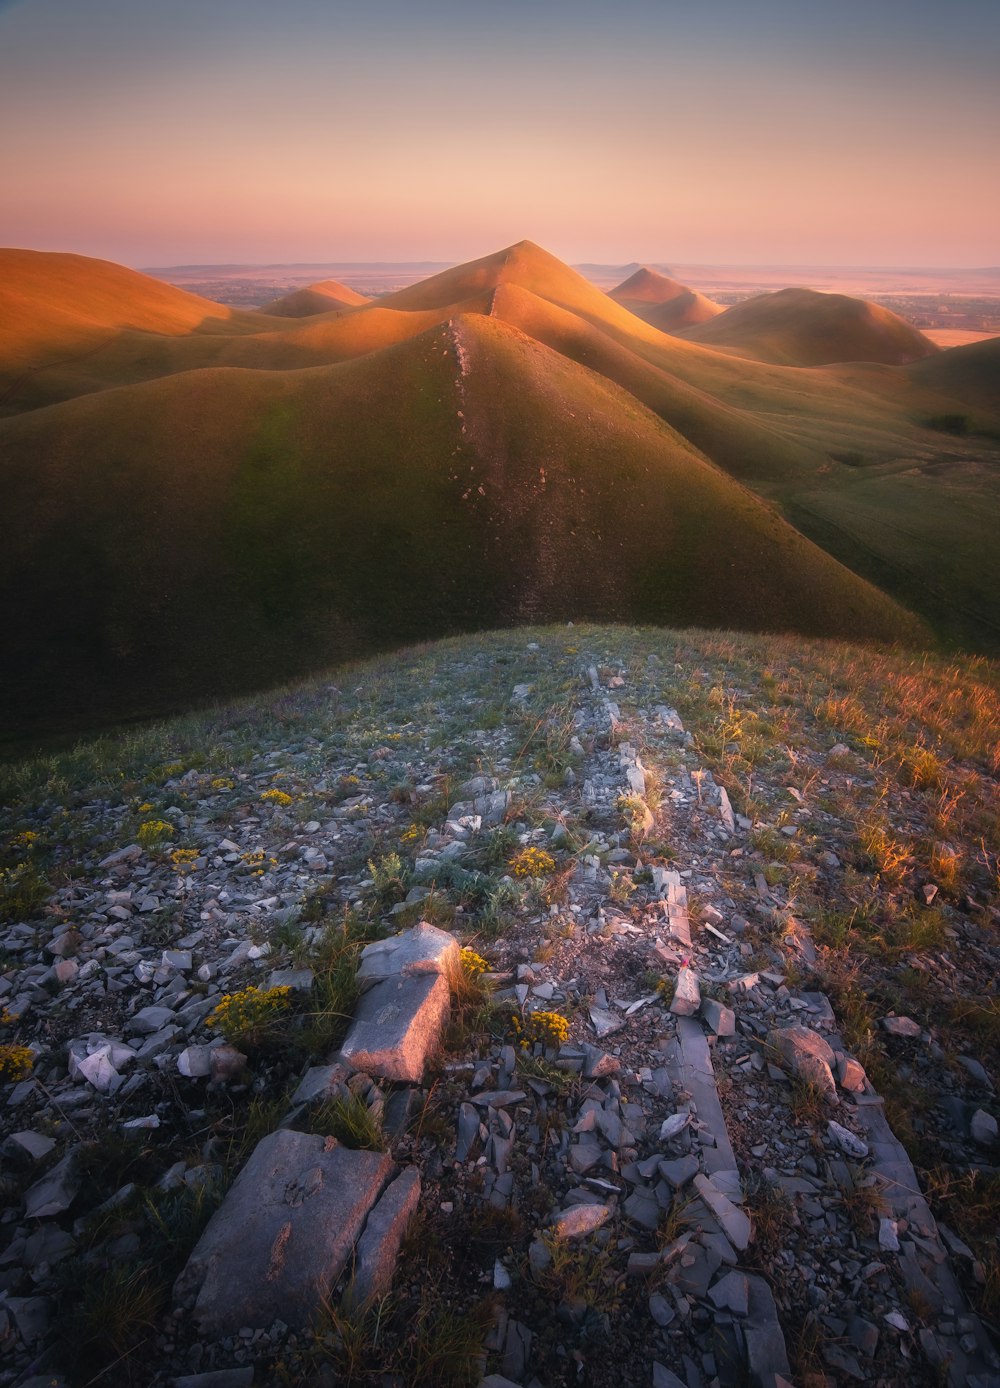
[348,1166,421,1305]
[957,1055,993,1091]
[589,1005,624,1037]
[127,1005,177,1035]
[658,1154,699,1189]
[24,1149,81,1218]
[175,1129,393,1334]
[292,1062,353,1107]
[177,1045,213,1078]
[700,996,736,1037]
[209,1045,248,1083]
[828,1120,869,1159]
[709,1269,749,1316]
[970,1109,997,1146]
[648,1293,675,1327]
[743,1273,791,1384]
[652,1366,686,1388]
[480,1378,523,1388]
[356,922,459,986]
[669,966,701,1017]
[340,971,451,1083]
[268,967,315,993]
[502,1319,532,1381]
[5,1130,56,1163]
[693,1174,752,1251]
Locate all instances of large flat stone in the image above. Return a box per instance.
[674,1017,737,1174]
[743,1272,792,1385]
[174,1129,393,1335]
[768,1024,837,1095]
[340,971,451,1083]
[349,1166,421,1306]
[357,922,459,987]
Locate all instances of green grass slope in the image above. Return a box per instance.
[907,336,1000,417]
[680,287,939,366]
[0,313,922,742]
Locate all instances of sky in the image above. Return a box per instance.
[1,0,998,267]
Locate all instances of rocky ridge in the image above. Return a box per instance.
[0,627,997,1386]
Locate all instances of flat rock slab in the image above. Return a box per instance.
[357,922,459,986]
[340,971,451,1083]
[673,1017,737,1175]
[349,1166,421,1306]
[175,1129,393,1335]
[743,1272,792,1385]
[693,1174,752,1251]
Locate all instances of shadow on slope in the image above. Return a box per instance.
[0,314,923,742]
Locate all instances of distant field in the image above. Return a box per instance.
[923,328,999,348]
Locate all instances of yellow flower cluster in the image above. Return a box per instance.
[509,846,556,878]
[211,777,234,791]
[0,1045,34,1083]
[170,848,199,872]
[205,985,292,1044]
[511,1009,570,1050]
[10,830,38,851]
[460,948,489,977]
[400,824,421,843]
[260,789,293,806]
[137,819,174,848]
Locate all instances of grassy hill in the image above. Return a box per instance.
[2,239,999,742]
[0,312,923,743]
[609,266,723,331]
[680,287,939,366]
[258,279,371,317]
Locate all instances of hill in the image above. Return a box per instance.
[680,287,939,366]
[907,334,1000,415]
[257,279,371,317]
[0,312,921,741]
[609,266,723,331]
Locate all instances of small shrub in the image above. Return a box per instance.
[511,1009,570,1049]
[205,985,292,1047]
[260,788,294,806]
[0,1044,34,1082]
[0,859,50,922]
[508,846,556,878]
[137,818,174,848]
[169,847,199,872]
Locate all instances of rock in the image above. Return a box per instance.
[970,1109,997,1146]
[5,1130,56,1163]
[268,968,315,993]
[957,1055,994,1091]
[550,1204,610,1240]
[648,1293,675,1327]
[669,967,701,1017]
[209,1045,248,1083]
[76,1046,121,1092]
[700,996,736,1036]
[177,1046,213,1079]
[709,1269,749,1316]
[24,1150,81,1218]
[743,1273,792,1385]
[659,1114,689,1143]
[340,971,451,1083]
[837,1055,867,1092]
[127,1005,177,1036]
[348,1166,421,1306]
[480,1378,522,1388]
[768,1024,837,1095]
[652,1366,687,1388]
[658,1154,699,1189]
[589,1005,624,1037]
[356,922,459,986]
[827,1120,869,1159]
[502,1319,532,1381]
[175,1130,394,1335]
[880,1015,921,1038]
[693,1174,751,1251]
[879,1217,900,1252]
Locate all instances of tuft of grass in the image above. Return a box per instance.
[58,1262,166,1386]
[309,1092,385,1151]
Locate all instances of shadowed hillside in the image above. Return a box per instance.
[908,335,1000,415]
[680,287,939,366]
[258,279,370,317]
[609,266,722,331]
[0,313,922,741]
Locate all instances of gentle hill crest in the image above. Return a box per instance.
[680,286,939,366]
[258,279,370,317]
[610,266,723,332]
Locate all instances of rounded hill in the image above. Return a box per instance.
[258,280,370,317]
[680,287,939,366]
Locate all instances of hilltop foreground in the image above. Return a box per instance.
[1,625,997,1386]
[2,239,999,744]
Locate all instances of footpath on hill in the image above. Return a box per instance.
[0,625,997,1387]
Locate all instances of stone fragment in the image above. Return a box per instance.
[669,967,701,1017]
[743,1273,792,1385]
[658,1154,699,1189]
[588,1005,624,1037]
[648,1293,675,1327]
[957,1055,993,1090]
[827,1120,869,1159]
[348,1166,421,1305]
[340,971,451,1083]
[693,1174,751,1251]
[127,1005,177,1035]
[550,1204,610,1240]
[172,1372,254,1388]
[880,1015,921,1038]
[268,968,315,993]
[175,1130,393,1334]
[659,1113,689,1143]
[652,1366,686,1388]
[76,1047,120,1092]
[768,1024,837,1095]
[709,1269,749,1316]
[700,996,736,1036]
[177,1046,213,1079]
[879,1217,900,1252]
[24,1150,81,1218]
[837,1055,867,1091]
[5,1130,56,1163]
[970,1109,997,1145]
[209,1045,247,1083]
[502,1319,532,1381]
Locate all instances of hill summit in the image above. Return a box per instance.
[610,266,723,331]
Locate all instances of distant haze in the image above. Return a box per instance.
[1,0,998,267]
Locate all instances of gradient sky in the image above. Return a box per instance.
[1,0,998,267]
